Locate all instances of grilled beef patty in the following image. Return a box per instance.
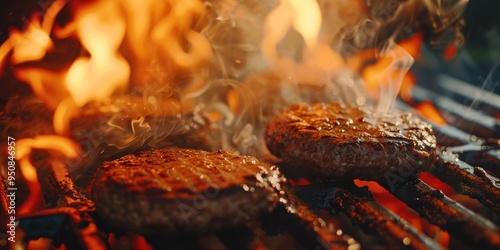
[265,103,437,180]
[72,96,212,157]
[91,148,286,233]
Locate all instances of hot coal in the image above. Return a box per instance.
[90,147,286,234]
[265,102,437,180]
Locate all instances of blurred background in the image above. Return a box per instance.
[416,0,500,94]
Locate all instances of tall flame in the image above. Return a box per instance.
[64,0,129,107]
[16,136,80,213]
[1,0,211,214]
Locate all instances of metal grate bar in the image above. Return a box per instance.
[295,183,443,249]
[434,74,500,113]
[276,186,361,250]
[446,143,500,176]
[411,84,498,139]
[333,186,443,250]
[378,178,500,248]
[432,154,500,214]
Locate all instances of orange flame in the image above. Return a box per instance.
[8,16,53,65]
[362,44,414,116]
[64,0,130,107]
[6,0,66,66]
[1,0,212,214]
[443,43,459,61]
[415,101,447,126]
[262,0,322,66]
[347,32,422,114]
[398,32,423,59]
[355,180,450,247]
[393,32,422,104]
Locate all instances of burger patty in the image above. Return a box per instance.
[91,147,286,234]
[72,96,212,157]
[265,103,437,180]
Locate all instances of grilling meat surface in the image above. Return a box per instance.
[265,103,437,180]
[90,147,286,234]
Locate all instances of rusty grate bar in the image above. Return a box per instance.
[432,153,500,214]
[333,186,443,250]
[294,183,443,249]
[378,178,500,249]
[276,186,361,250]
[445,143,500,176]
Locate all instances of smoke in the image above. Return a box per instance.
[0,0,468,171]
[189,0,466,156]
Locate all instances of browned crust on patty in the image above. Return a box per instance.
[265,103,437,180]
[91,148,286,233]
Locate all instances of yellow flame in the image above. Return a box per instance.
[9,17,53,65]
[2,0,70,112]
[17,136,80,159]
[263,0,321,65]
[152,0,211,68]
[0,42,13,75]
[288,0,321,50]
[6,0,210,116]
[5,0,66,66]
[53,97,78,135]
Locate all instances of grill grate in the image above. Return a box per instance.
[378,177,500,249]
[295,183,443,249]
[2,74,500,249]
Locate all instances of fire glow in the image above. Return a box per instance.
[0,0,466,223]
